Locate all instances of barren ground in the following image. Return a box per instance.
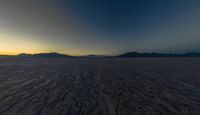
[0,58,200,115]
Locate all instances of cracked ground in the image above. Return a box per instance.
[0,58,200,115]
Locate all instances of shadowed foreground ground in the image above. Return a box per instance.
[0,58,200,115]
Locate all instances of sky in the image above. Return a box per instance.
[0,0,200,55]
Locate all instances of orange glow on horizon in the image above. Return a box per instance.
[0,29,109,56]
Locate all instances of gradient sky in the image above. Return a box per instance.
[1,0,200,55]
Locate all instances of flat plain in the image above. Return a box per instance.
[0,58,200,115]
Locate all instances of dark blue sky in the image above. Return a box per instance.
[0,0,200,55]
[66,0,190,33]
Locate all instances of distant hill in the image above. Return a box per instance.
[80,54,106,58]
[17,52,73,58]
[116,52,200,57]
[0,55,15,59]
[17,53,33,58]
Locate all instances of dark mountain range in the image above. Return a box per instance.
[17,52,73,58]
[116,52,200,57]
[1,52,200,58]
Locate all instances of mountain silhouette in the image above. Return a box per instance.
[116,52,200,57]
[17,52,73,58]
[80,54,106,58]
[1,52,200,58]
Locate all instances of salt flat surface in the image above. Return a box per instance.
[0,58,200,115]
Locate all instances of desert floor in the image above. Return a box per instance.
[0,58,200,115]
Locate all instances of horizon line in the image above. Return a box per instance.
[1,51,200,57]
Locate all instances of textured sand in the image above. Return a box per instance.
[0,58,200,115]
